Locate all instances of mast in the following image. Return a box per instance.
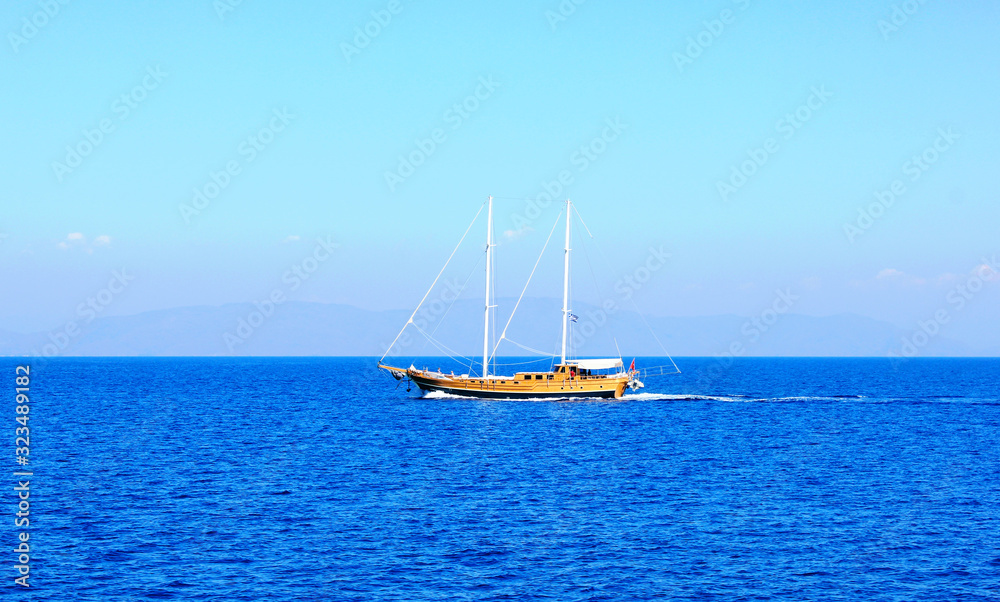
[483,196,493,377]
[560,199,571,365]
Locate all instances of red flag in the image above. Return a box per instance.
[629,358,635,372]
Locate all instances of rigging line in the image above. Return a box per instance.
[379,199,487,364]
[504,338,558,356]
[488,208,564,364]
[568,242,574,360]
[419,336,468,365]
[427,251,483,339]
[615,285,680,372]
[411,322,475,364]
[639,364,682,377]
[578,232,618,352]
[493,356,554,367]
[574,204,596,239]
[492,217,497,376]
[575,204,619,353]
[622,276,681,373]
[589,231,682,375]
[487,195,560,202]
[487,207,497,377]
[553,329,562,364]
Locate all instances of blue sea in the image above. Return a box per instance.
[9,357,1000,601]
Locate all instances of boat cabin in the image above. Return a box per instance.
[514,359,625,382]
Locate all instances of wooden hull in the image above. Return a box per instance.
[382,364,629,400]
[414,378,622,399]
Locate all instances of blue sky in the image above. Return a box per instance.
[1,0,998,349]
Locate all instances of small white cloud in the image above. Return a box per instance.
[60,232,87,248]
[934,262,999,285]
[503,226,533,240]
[283,235,301,243]
[876,268,904,280]
[58,232,113,251]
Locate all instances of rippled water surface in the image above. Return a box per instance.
[13,357,1000,600]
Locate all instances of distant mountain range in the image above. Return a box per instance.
[0,298,994,357]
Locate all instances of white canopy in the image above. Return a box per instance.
[567,358,623,370]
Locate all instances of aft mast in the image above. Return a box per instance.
[560,199,571,365]
[482,196,494,377]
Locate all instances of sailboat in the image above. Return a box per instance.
[378,197,648,399]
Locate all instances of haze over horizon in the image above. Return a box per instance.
[3,1,998,356]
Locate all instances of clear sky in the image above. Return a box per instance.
[2,1,998,348]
